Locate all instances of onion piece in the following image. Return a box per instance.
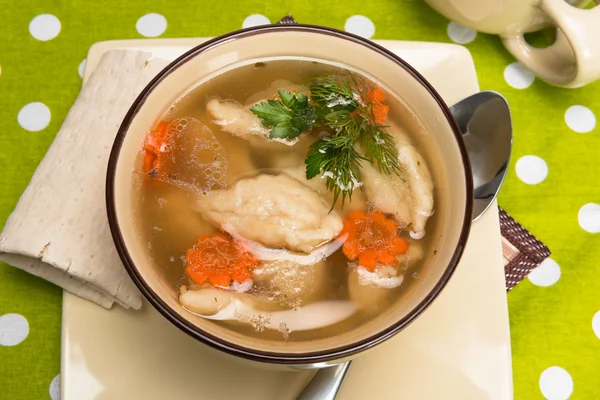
[356,266,404,289]
[215,279,254,293]
[180,288,356,332]
[230,230,347,266]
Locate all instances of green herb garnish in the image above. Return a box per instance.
[250,90,317,141]
[305,134,367,207]
[306,75,401,206]
[250,75,401,209]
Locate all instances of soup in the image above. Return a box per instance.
[132,59,435,342]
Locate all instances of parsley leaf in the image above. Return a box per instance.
[250,90,317,140]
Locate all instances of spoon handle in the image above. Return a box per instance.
[296,361,352,400]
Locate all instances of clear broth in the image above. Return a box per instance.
[132,59,435,342]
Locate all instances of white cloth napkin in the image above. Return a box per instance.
[0,50,169,309]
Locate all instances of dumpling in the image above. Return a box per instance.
[360,159,413,227]
[348,266,404,312]
[206,99,298,147]
[284,165,368,216]
[244,79,310,108]
[395,130,434,239]
[284,165,331,198]
[360,126,434,239]
[195,174,344,253]
[252,260,327,309]
[206,99,268,139]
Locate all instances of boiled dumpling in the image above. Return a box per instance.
[348,266,404,313]
[206,99,298,147]
[252,260,327,309]
[195,174,344,253]
[360,125,434,239]
[360,159,413,227]
[206,99,268,138]
[284,165,368,216]
[244,79,310,108]
[395,129,434,239]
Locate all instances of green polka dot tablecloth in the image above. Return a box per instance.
[0,2,599,399]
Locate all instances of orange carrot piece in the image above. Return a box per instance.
[365,87,389,125]
[366,87,386,103]
[340,210,409,271]
[141,120,172,174]
[372,103,389,125]
[392,237,410,254]
[342,238,361,259]
[184,233,258,287]
[347,210,366,221]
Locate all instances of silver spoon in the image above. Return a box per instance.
[295,91,513,400]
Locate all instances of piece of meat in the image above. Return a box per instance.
[360,126,434,239]
[195,174,344,253]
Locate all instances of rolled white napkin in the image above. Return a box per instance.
[0,50,170,309]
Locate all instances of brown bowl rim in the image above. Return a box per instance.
[106,23,474,365]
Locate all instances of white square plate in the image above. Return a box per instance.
[62,38,512,400]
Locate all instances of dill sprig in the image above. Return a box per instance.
[251,73,402,209]
[305,74,401,208]
[305,134,367,208]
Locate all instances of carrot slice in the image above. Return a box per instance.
[358,251,378,270]
[392,237,410,254]
[365,87,389,125]
[141,120,172,174]
[340,210,409,271]
[366,87,386,103]
[184,233,258,287]
[372,103,389,125]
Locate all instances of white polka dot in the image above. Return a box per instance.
[539,366,573,400]
[78,59,86,78]
[18,101,52,132]
[0,313,29,346]
[592,311,600,339]
[242,14,271,28]
[565,105,596,133]
[18,102,51,132]
[447,22,477,44]
[49,374,60,400]
[578,203,600,233]
[504,62,535,89]
[344,15,375,39]
[136,13,167,37]
[29,14,61,41]
[516,155,548,185]
[528,258,561,286]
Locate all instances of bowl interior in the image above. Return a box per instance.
[108,26,472,362]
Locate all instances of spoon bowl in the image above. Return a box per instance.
[450,91,513,220]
